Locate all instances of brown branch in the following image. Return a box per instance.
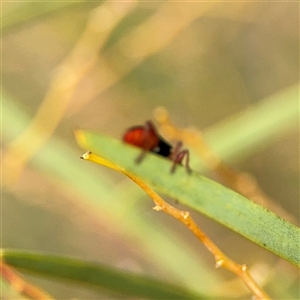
[82,151,271,300]
[131,174,270,300]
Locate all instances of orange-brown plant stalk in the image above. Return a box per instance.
[81,151,271,300]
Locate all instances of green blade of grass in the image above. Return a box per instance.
[204,85,299,163]
[75,129,300,267]
[1,250,205,299]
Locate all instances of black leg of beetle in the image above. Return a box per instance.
[170,142,191,174]
[135,150,146,164]
[135,121,154,164]
[180,150,191,173]
[170,150,191,173]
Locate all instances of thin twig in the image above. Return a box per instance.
[81,151,271,300]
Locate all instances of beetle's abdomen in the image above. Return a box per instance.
[123,126,159,150]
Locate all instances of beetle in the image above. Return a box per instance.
[122,121,190,173]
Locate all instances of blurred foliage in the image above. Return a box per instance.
[2,250,206,299]
[2,1,299,299]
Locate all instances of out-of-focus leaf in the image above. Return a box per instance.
[2,250,206,299]
[204,85,299,163]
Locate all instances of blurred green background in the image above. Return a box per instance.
[2,2,299,299]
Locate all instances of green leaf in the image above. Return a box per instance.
[203,84,299,163]
[1,250,205,299]
[75,129,300,267]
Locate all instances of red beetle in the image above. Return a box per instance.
[123,121,190,173]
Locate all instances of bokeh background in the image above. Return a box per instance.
[2,2,299,299]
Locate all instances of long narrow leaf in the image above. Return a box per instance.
[76,130,300,267]
[1,250,205,299]
[204,85,299,163]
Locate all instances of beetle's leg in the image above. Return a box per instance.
[170,141,191,174]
